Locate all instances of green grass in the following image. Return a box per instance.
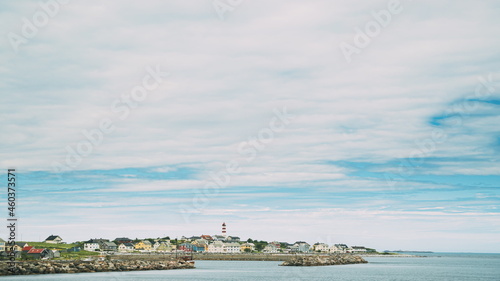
[17,242,100,260]
[58,251,100,259]
[20,241,76,250]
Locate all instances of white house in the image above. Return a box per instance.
[212,235,227,242]
[332,244,352,253]
[118,243,135,252]
[263,244,279,253]
[312,243,329,253]
[84,242,100,252]
[351,246,368,253]
[290,242,310,253]
[207,241,224,253]
[329,244,343,253]
[223,242,241,253]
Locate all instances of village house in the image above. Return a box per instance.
[192,239,209,252]
[262,244,279,253]
[134,240,152,251]
[51,249,61,258]
[166,241,177,252]
[0,251,21,259]
[44,235,63,244]
[329,244,344,253]
[22,246,34,253]
[290,241,311,253]
[223,242,241,253]
[312,243,329,253]
[351,246,368,253]
[10,242,28,252]
[118,243,135,252]
[207,241,224,253]
[178,243,195,252]
[212,235,227,242]
[99,241,117,252]
[26,248,51,259]
[0,238,5,252]
[200,235,213,241]
[83,241,100,251]
[114,237,133,244]
[334,244,351,253]
[154,241,172,252]
[240,242,255,252]
[269,241,282,248]
[152,241,162,251]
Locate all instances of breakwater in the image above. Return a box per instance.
[280,254,367,266]
[0,259,194,276]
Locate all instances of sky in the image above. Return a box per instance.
[0,0,499,253]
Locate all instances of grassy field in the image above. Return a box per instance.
[18,242,100,259]
[58,251,100,259]
[20,242,76,250]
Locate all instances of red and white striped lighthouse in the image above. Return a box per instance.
[222,222,227,236]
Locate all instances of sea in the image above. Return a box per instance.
[3,253,499,280]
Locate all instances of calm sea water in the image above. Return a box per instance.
[3,253,499,280]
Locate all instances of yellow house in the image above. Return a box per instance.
[9,242,28,252]
[134,240,152,251]
[240,242,255,252]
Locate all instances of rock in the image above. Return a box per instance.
[0,258,195,276]
[280,254,368,266]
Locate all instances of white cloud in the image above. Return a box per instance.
[1,0,499,252]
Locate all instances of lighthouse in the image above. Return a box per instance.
[222,222,227,237]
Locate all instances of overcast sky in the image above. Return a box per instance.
[1,0,499,253]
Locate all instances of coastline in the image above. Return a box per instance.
[0,252,419,276]
[0,258,194,276]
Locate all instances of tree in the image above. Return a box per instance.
[254,240,268,252]
[244,248,251,253]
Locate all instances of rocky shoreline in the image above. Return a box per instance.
[0,259,194,276]
[280,254,367,266]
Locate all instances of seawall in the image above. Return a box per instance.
[280,254,368,266]
[0,259,194,276]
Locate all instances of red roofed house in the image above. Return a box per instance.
[22,246,34,253]
[201,235,213,241]
[27,248,51,259]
